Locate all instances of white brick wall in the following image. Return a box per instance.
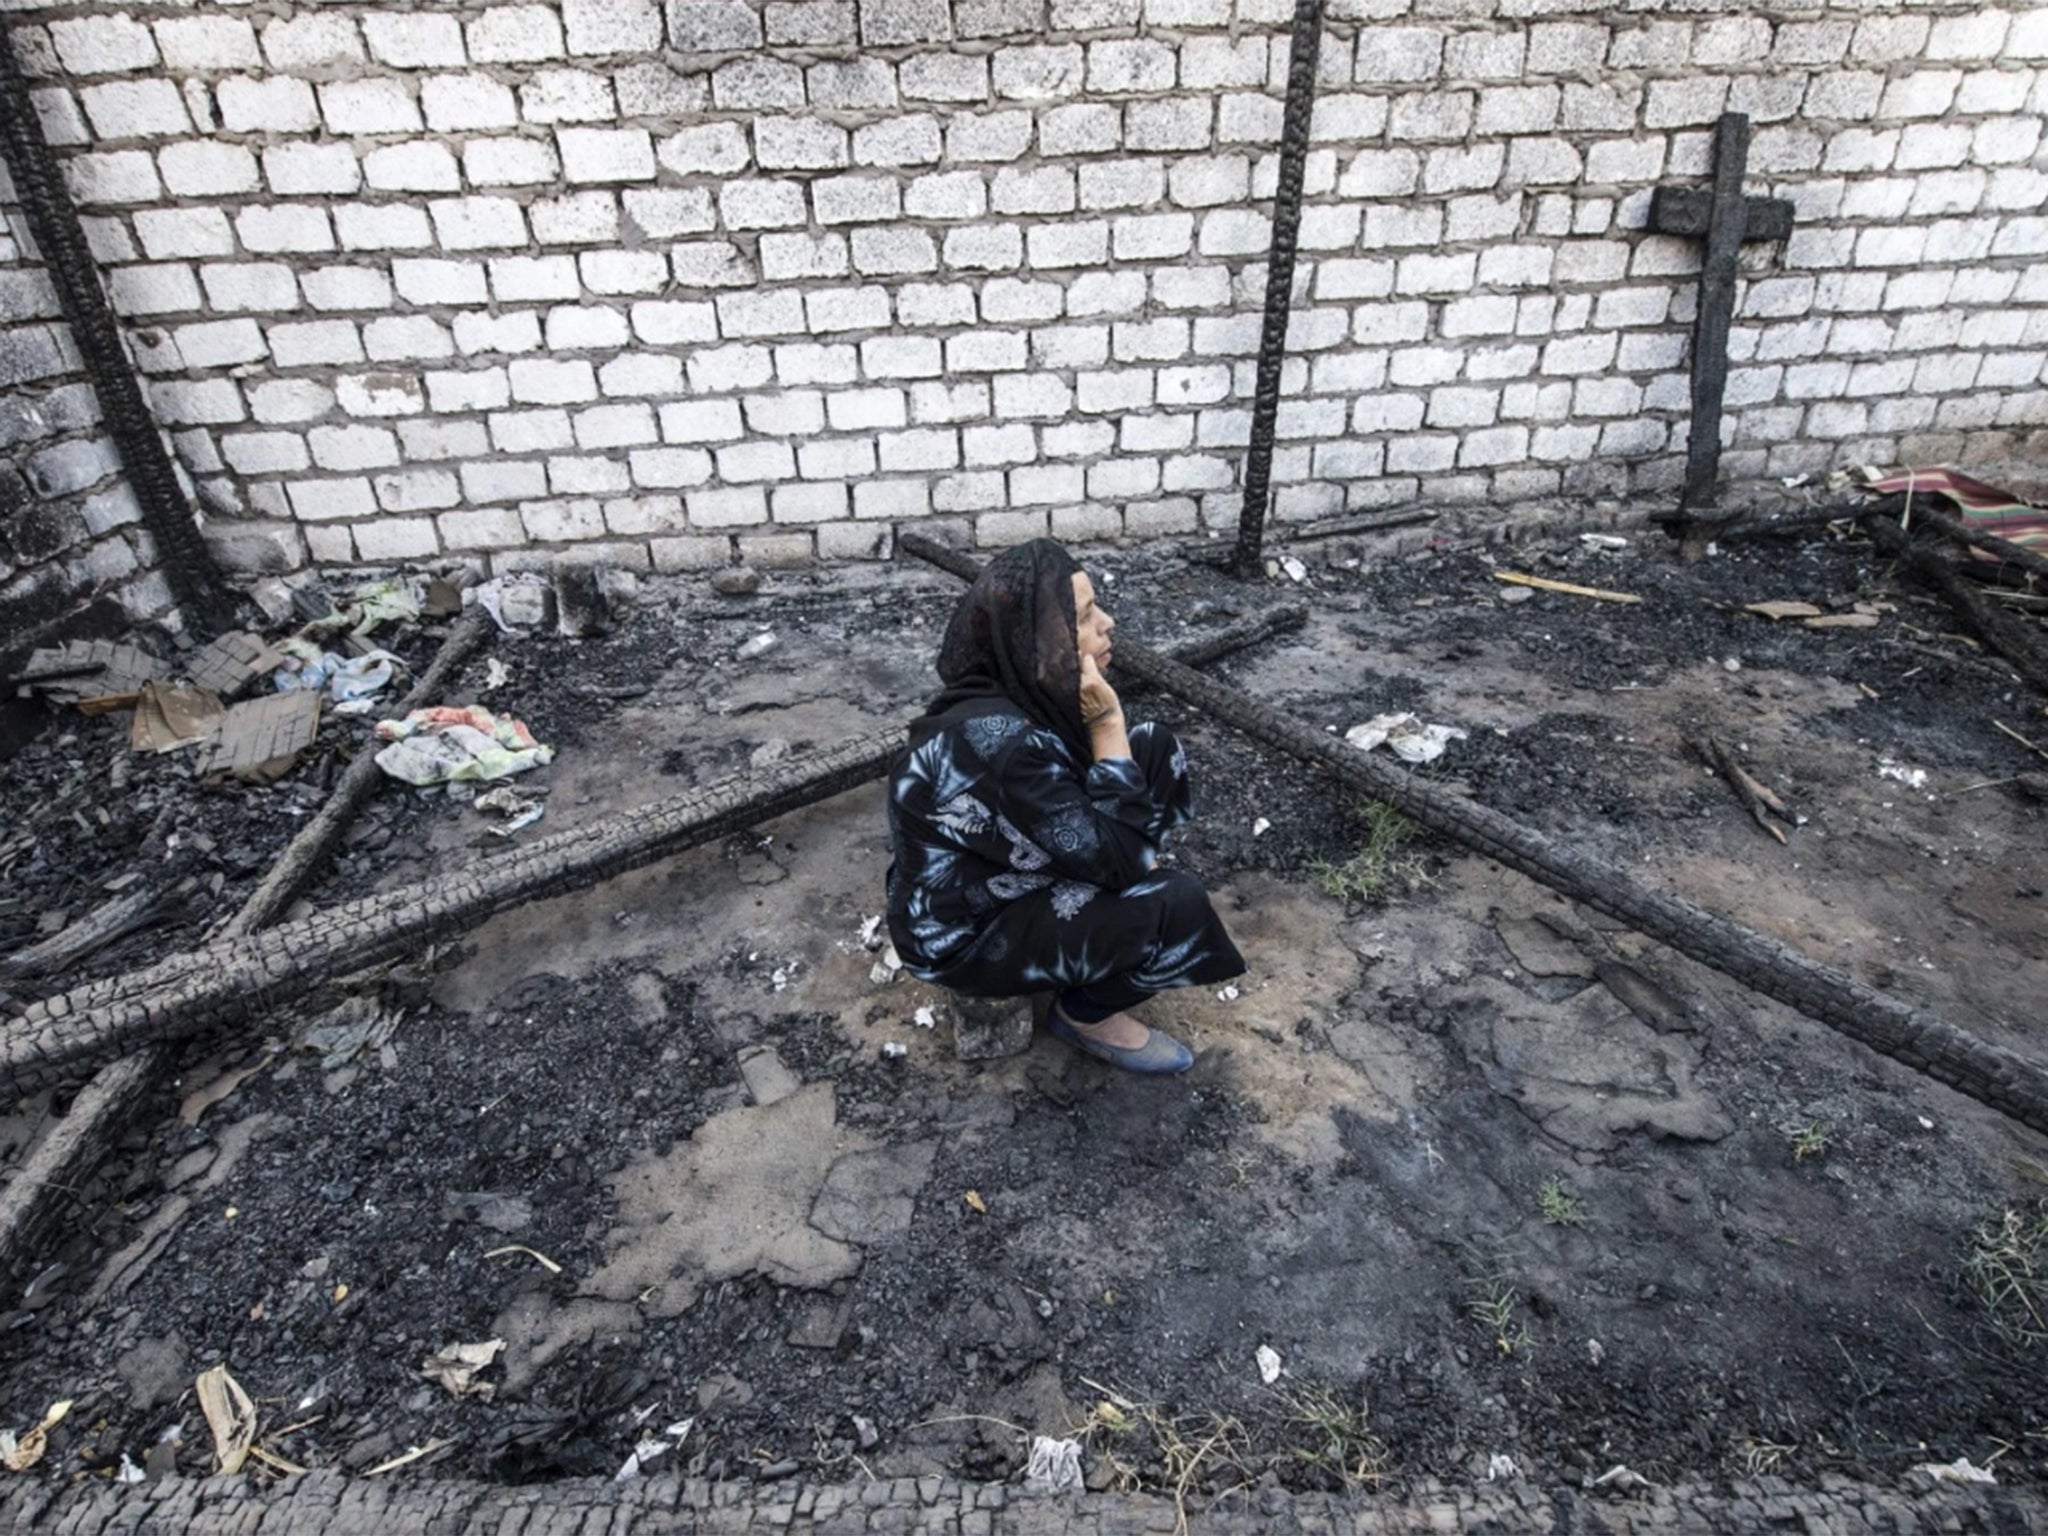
[15,0,2048,571]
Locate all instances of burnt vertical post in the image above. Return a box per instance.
[1229,0,1324,578]
[1648,112,1793,554]
[1681,111,1752,520]
[0,19,230,636]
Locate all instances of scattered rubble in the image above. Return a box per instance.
[13,641,165,706]
[711,568,763,598]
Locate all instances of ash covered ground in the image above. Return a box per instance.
[3,522,2046,1501]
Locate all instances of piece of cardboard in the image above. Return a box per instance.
[130,682,226,754]
[196,690,321,783]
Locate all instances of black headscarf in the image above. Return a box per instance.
[909,539,1091,762]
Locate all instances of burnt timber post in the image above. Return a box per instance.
[0,20,231,636]
[1229,0,1325,578]
[1648,112,1793,555]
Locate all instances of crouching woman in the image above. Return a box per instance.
[884,540,1246,1075]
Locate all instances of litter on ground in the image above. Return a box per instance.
[1913,1458,1998,1486]
[474,785,546,835]
[0,1401,71,1474]
[129,683,224,755]
[419,1341,506,1401]
[195,1366,255,1475]
[1023,1436,1083,1494]
[1877,759,1931,791]
[1345,713,1470,764]
[373,706,554,786]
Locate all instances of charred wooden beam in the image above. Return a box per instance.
[1863,514,2048,698]
[900,531,2048,1139]
[1904,501,2048,588]
[1128,604,1304,677]
[1702,502,1861,545]
[0,732,897,1096]
[1,610,494,1287]
[220,607,494,939]
[6,1456,2048,1534]
[1280,508,1440,545]
[0,1048,163,1290]
[0,880,194,982]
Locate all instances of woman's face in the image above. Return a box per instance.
[1072,572,1116,672]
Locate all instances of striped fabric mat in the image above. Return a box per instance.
[1854,466,2048,560]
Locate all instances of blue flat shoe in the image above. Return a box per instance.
[1046,1007,1195,1076]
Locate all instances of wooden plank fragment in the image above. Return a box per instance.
[1493,571,1643,604]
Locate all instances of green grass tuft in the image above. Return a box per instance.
[1790,1122,1833,1162]
[1310,802,1429,905]
[1538,1175,1587,1227]
[1963,1204,2048,1349]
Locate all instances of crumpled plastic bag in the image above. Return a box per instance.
[350,579,420,634]
[473,572,553,632]
[273,640,408,706]
[330,651,406,705]
[1023,1434,1083,1494]
[373,706,553,785]
[475,784,545,835]
[1344,712,1469,764]
[1913,1457,1996,1485]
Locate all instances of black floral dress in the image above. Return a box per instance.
[884,697,1246,1009]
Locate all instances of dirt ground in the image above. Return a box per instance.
[3,519,2047,1502]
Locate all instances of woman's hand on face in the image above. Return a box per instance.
[1079,651,1123,728]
